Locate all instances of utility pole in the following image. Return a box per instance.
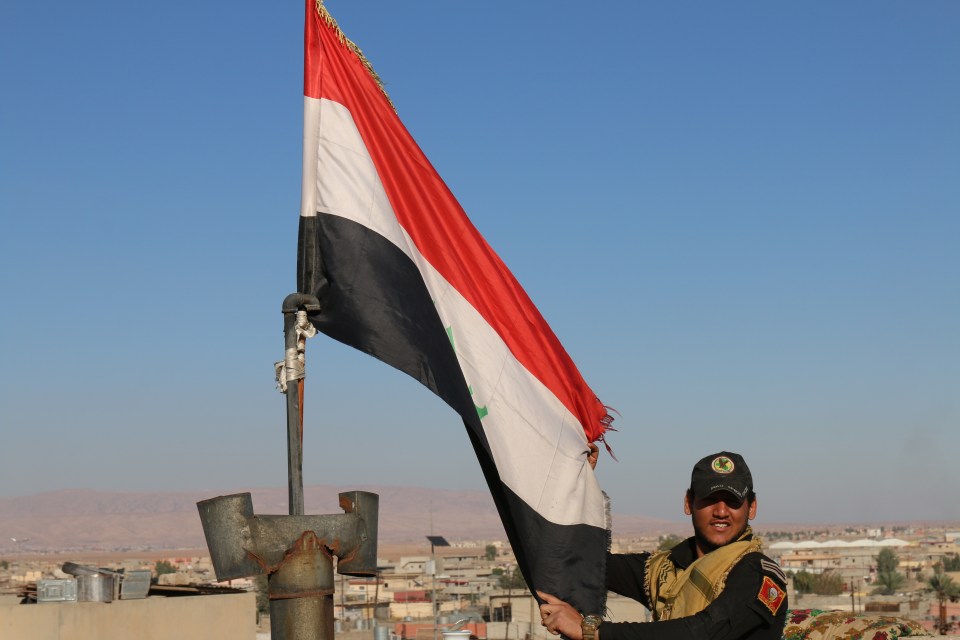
[373,570,380,626]
[427,535,450,640]
[506,582,512,640]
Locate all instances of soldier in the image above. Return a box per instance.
[539,451,787,640]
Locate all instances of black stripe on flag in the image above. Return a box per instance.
[298,212,482,440]
[298,213,607,613]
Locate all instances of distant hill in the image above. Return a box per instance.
[0,486,681,553]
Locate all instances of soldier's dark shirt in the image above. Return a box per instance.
[599,536,788,640]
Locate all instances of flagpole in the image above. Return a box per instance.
[282,293,321,516]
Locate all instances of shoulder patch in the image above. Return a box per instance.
[760,558,786,583]
[757,575,786,615]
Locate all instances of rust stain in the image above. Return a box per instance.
[293,530,323,551]
[242,525,364,574]
[245,548,274,573]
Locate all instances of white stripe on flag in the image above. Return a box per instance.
[303,96,605,528]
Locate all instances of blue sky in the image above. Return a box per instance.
[1,2,957,526]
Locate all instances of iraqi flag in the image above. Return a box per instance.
[299,0,612,613]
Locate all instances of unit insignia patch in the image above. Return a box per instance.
[757,575,786,615]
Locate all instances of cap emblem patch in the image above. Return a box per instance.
[711,456,734,474]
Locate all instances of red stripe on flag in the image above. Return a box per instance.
[304,3,608,441]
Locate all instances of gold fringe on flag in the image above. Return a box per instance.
[315,0,396,112]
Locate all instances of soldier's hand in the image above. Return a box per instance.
[587,443,599,470]
[537,591,584,640]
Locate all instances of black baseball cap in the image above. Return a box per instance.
[690,451,753,501]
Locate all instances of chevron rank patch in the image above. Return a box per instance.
[761,558,787,583]
[757,575,786,615]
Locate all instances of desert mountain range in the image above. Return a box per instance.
[0,486,683,553]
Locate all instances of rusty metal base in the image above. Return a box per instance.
[268,532,336,640]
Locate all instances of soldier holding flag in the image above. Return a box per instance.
[539,451,788,640]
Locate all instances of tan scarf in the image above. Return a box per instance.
[643,527,763,621]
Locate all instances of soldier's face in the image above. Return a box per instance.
[684,490,757,557]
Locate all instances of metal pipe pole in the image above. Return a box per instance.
[281,293,320,517]
[283,302,305,516]
[431,544,438,640]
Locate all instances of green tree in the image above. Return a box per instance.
[154,560,177,576]
[485,544,497,561]
[875,548,899,574]
[872,571,905,595]
[928,568,960,635]
[0,559,8,570]
[812,571,844,596]
[792,570,815,594]
[497,567,528,590]
[941,553,960,572]
[871,548,905,595]
[658,534,683,551]
[792,570,843,595]
[928,569,960,599]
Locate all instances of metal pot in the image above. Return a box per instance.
[77,573,114,602]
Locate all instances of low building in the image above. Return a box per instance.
[0,592,255,640]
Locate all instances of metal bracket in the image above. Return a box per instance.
[198,491,378,640]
